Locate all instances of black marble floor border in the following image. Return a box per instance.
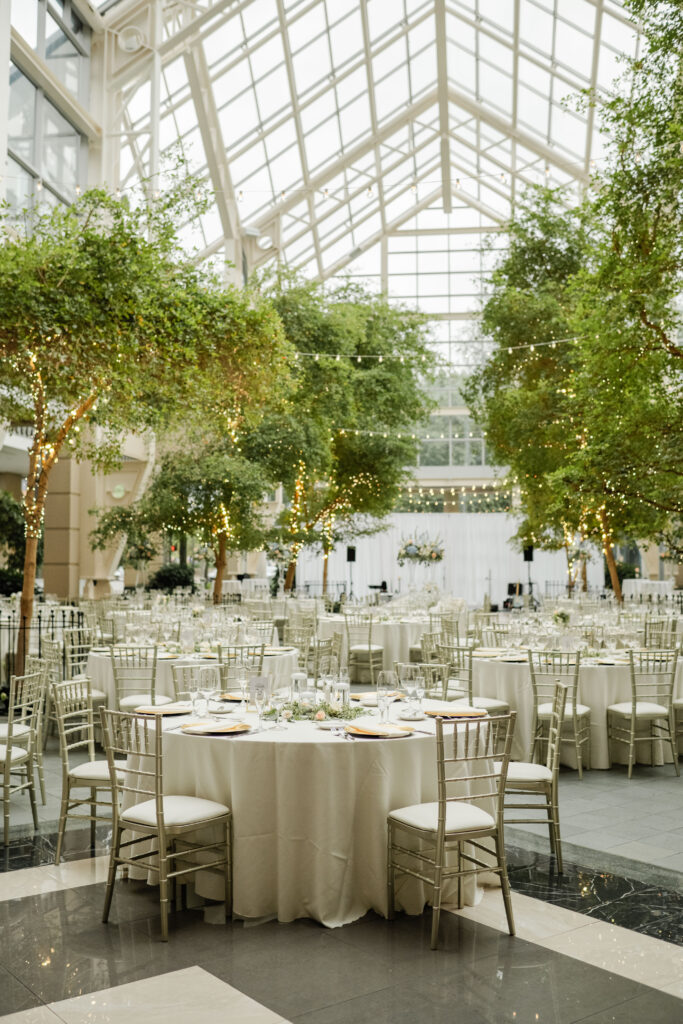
[2,825,683,951]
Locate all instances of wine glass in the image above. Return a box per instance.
[253,684,267,732]
[376,670,396,724]
[271,687,289,730]
[198,666,220,717]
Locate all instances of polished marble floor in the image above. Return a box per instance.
[2,740,682,1022]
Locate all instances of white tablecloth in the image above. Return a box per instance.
[622,579,674,599]
[317,616,430,669]
[126,702,494,927]
[473,655,683,768]
[87,649,299,706]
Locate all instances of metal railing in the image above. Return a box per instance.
[0,607,84,703]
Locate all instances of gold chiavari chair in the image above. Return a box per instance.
[387,712,517,949]
[1,671,42,845]
[100,709,232,941]
[528,650,590,776]
[607,650,679,778]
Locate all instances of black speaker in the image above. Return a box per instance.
[523,546,534,562]
[346,546,356,563]
[507,582,524,596]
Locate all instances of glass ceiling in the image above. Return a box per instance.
[105,0,638,364]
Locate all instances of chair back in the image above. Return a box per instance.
[170,663,200,700]
[249,619,275,644]
[434,712,516,835]
[63,625,93,679]
[393,661,448,699]
[330,630,344,668]
[429,613,459,642]
[110,645,159,707]
[528,650,580,709]
[435,641,473,702]
[628,649,678,709]
[480,623,511,648]
[544,682,569,773]
[420,631,442,662]
[309,636,334,682]
[4,671,43,781]
[41,636,64,685]
[643,618,677,649]
[345,617,374,649]
[52,678,96,771]
[100,709,164,834]
[216,643,265,673]
[472,611,497,639]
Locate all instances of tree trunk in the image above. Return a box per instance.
[179,534,187,567]
[16,532,40,676]
[284,559,296,592]
[581,556,588,592]
[565,543,574,595]
[600,512,622,602]
[213,535,226,604]
[322,550,329,596]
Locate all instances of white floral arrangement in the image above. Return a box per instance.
[397,533,444,566]
[552,608,570,626]
[266,542,292,566]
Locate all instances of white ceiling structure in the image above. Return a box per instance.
[92,0,637,364]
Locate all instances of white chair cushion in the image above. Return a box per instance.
[607,701,668,717]
[500,761,553,784]
[389,801,495,834]
[119,694,173,709]
[0,723,31,741]
[538,702,590,717]
[69,759,126,785]
[349,644,384,653]
[0,744,30,765]
[121,795,230,829]
[473,696,510,712]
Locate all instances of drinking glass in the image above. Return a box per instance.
[198,666,220,716]
[271,688,289,730]
[253,684,267,732]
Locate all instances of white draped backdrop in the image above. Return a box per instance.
[296,513,604,607]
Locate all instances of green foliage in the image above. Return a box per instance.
[147,563,195,593]
[0,491,28,573]
[604,560,639,589]
[0,567,23,596]
[251,271,437,559]
[464,0,683,571]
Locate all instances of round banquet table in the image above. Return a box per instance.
[472,653,683,768]
[86,648,300,706]
[622,579,674,599]
[125,702,494,928]
[317,615,430,669]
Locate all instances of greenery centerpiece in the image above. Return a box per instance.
[263,700,367,722]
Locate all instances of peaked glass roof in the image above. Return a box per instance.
[107,0,638,364]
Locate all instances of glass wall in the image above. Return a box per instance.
[6,0,89,210]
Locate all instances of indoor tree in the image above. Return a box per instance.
[92,446,272,604]
[0,183,290,658]
[249,273,436,591]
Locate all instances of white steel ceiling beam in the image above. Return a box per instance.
[360,0,388,235]
[447,85,589,182]
[183,36,240,244]
[435,0,452,214]
[584,0,604,174]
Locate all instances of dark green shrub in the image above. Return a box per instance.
[0,567,23,596]
[147,564,195,593]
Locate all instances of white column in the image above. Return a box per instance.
[0,0,12,201]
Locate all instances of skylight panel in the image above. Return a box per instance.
[477,0,514,35]
[255,66,290,121]
[306,120,342,172]
[288,2,327,51]
[448,43,476,94]
[218,90,260,148]
[250,36,286,81]
[293,35,332,96]
[554,22,593,79]
[374,65,411,122]
[328,9,364,69]
[241,0,279,38]
[338,94,372,148]
[519,1,554,53]
[213,60,253,105]
[367,0,399,42]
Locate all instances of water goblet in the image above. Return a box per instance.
[253,684,267,732]
[271,688,289,730]
[198,666,220,717]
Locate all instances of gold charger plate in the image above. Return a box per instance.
[219,692,244,702]
[180,721,252,736]
[424,707,487,719]
[345,723,413,739]
[351,691,405,702]
[135,703,190,716]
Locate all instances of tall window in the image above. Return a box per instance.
[7,0,89,210]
